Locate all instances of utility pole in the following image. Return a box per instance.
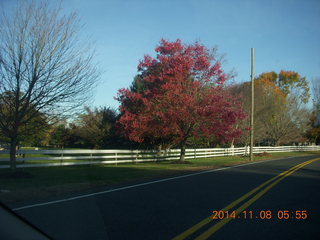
[250,48,254,161]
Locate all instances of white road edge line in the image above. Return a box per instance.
[12,156,302,211]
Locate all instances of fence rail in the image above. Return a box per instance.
[0,145,319,169]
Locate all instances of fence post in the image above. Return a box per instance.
[60,152,64,165]
[21,152,25,164]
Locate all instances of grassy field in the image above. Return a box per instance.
[0,151,319,206]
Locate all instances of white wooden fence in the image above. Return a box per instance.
[0,145,319,169]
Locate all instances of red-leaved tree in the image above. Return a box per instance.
[116,39,245,161]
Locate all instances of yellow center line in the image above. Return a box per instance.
[195,158,319,239]
[173,158,319,240]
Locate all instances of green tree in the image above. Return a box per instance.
[76,107,118,149]
[0,91,49,147]
[49,124,70,148]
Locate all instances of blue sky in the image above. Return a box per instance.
[3,0,320,109]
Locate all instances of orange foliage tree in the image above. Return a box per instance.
[230,71,310,146]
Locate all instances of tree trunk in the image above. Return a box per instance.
[179,142,186,162]
[10,136,18,171]
[157,144,162,155]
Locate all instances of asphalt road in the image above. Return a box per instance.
[13,155,320,240]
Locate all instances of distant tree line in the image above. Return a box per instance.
[3,71,316,151]
[34,107,139,149]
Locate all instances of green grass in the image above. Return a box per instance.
[0,151,318,205]
[0,159,99,165]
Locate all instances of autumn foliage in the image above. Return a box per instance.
[256,70,310,103]
[230,70,310,146]
[116,39,245,161]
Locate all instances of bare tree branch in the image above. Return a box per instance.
[0,1,100,170]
